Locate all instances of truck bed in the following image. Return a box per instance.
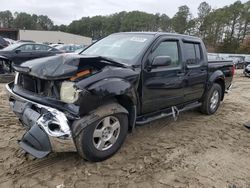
[208,60,234,90]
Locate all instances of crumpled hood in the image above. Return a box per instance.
[13,54,126,80]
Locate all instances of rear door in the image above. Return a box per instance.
[34,44,52,58]
[182,41,207,102]
[142,37,185,114]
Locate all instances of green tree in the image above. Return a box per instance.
[171,5,192,34]
[227,1,243,40]
[0,10,14,28]
[13,12,37,29]
[120,11,158,32]
[37,15,53,30]
[158,14,171,32]
[197,2,212,38]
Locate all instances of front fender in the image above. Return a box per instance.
[88,78,137,103]
[75,78,138,116]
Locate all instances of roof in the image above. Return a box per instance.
[115,32,201,41]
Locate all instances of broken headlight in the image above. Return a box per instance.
[60,81,81,103]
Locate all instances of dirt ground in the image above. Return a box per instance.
[0,70,250,188]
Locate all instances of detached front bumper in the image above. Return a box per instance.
[6,82,76,158]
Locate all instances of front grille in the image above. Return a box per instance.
[17,74,61,99]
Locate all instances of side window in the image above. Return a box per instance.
[152,41,180,68]
[34,44,50,51]
[195,44,201,61]
[183,42,202,66]
[17,44,34,52]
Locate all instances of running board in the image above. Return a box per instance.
[136,102,202,125]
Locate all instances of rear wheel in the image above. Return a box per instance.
[200,83,222,115]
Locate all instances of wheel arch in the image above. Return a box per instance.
[87,77,138,132]
[208,70,225,101]
[72,102,129,139]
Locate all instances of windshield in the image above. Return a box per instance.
[81,33,154,64]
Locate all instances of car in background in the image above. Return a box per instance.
[17,40,35,43]
[55,44,82,53]
[244,64,250,77]
[243,56,250,77]
[0,36,9,49]
[0,43,63,73]
[244,56,250,67]
[74,48,84,54]
[208,53,224,61]
[4,38,15,45]
[229,56,245,69]
[49,43,61,48]
[72,46,88,54]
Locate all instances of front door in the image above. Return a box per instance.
[142,38,185,114]
[13,44,36,64]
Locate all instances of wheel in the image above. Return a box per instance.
[200,83,222,115]
[74,103,128,162]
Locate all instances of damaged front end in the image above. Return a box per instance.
[6,82,76,158]
[6,54,136,158]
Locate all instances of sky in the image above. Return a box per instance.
[0,0,248,25]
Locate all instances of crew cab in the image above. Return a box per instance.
[6,32,234,162]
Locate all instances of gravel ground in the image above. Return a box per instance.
[0,70,250,188]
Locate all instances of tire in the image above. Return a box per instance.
[74,103,128,162]
[200,83,222,115]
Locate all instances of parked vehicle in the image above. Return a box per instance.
[49,43,61,48]
[244,56,250,67]
[55,44,82,53]
[244,64,250,77]
[230,56,245,69]
[17,40,35,43]
[6,32,234,162]
[72,47,87,54]
[0,43,63,73]
[0,36,9,49]
[3,38,15,45]
[208,53,224,61]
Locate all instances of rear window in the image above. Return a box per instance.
[183,42,202,66]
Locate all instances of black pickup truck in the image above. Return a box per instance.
[6,32,234,162]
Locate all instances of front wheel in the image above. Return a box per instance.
[200,83,222,115]
[74,103,128,162]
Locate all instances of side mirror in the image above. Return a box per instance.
[15,49,21,54]
[152,56,172,67]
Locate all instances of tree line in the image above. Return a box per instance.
[0,1,249,53]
